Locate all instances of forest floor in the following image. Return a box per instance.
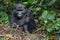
[0,24,59,40]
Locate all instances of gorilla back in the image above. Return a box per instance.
[11,4,36,33]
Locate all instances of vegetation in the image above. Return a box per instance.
[0,0,60,40]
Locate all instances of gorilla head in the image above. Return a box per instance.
[15,4,26,11]
[13,4,27,19]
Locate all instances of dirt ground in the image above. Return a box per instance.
[0,23,59,40]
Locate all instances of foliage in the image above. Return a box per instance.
[0,37,4,40]
[0,12,9,25]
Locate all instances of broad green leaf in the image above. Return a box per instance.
[53,24,59,30]
[56,18,60,29]
[56,18,60,25]
[41,10,48,19]
[47,0,56,6]
[47,23,54,32]
[28,0,35,4]
[47,14,55,20]
[57,24,60,26]
[55,25,59,30]
[22,2,28,5]
[47,27,53,32]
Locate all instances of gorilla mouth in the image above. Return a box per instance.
[16,16,23,20]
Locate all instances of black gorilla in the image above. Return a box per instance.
[11,4,36,33]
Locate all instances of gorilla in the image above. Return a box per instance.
[11,4,36,33]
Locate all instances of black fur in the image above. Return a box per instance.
[11,4,36,33]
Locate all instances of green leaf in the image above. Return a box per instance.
[46,11,56,21]
[28,0,35,4]
[41,5,47,9]
[47,27,53,32]
[41,10,48,19]
[36,7,41,11]
[22,2,28,5]
[47,23,54,32]
[44,20,48,23]
[56,18,60,25]
[53,24,59,30]
[47,0,56,6]
[47,14,55,20]
[32,1,37,4]
[34,7,41,12]
[55,25,59,30]
[0,37,4,40]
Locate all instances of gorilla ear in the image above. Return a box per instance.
[24,7,28,12]
[24,6,27,9]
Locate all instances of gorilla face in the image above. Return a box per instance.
[16,11,25,19]
[14,4,26,19]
